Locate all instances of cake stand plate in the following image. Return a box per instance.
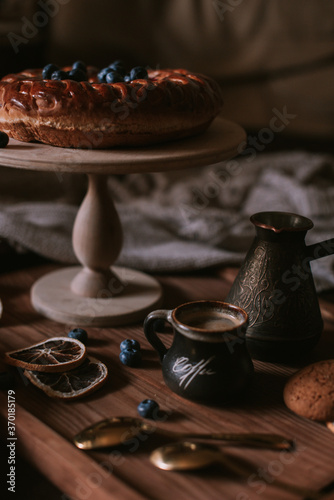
[0,117,246,326]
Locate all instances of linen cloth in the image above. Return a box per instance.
[0,151,334,292]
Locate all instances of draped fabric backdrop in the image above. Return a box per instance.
[0,151,333,291]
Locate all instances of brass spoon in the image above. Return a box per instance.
[150,441,322,500]
[73,416,294,451]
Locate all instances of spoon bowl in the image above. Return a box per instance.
[73,416,294,451]
[150,441,219,471]
[150,441,322,500]
[74,417,143,449]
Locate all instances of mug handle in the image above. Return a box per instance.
[143,309,172,362]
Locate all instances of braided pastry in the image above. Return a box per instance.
[0,66,223,149]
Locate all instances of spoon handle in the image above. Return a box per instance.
[216,453,322,500]
[175,432,293,450]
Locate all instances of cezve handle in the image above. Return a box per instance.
[307,237,334,260]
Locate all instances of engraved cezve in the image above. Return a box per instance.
[228,244,274,328]
[227,242,319,338]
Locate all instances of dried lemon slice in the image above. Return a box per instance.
[24,357,108,399]
[5,337,86,373]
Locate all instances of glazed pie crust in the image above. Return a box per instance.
[0,67,223,148]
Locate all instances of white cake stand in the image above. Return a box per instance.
[0,118,246,326]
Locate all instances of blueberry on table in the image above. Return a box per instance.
[42,63,59,79]
[0,131,9,148]
[129,66,148,81]
[51,70,69,81]
[106,71,124,84]
[68,69,87,82]
[120,339,140,351]
[68,328,88,344]
[137,399,159,419]
[0,371,16,390]
[119,348,141,367]
[123,75,131,83]
[72,60,86,71]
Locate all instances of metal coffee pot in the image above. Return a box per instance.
[226,211,334,362]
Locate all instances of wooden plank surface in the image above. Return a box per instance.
[0,263,334,500]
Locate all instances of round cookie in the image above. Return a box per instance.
[326,421,334,433]
[283,359,334,421]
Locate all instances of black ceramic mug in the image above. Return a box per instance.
[143,300,253,404]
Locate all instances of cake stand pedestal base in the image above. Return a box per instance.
[31,266,163,327]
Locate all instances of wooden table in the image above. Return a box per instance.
[1,262,334,500]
